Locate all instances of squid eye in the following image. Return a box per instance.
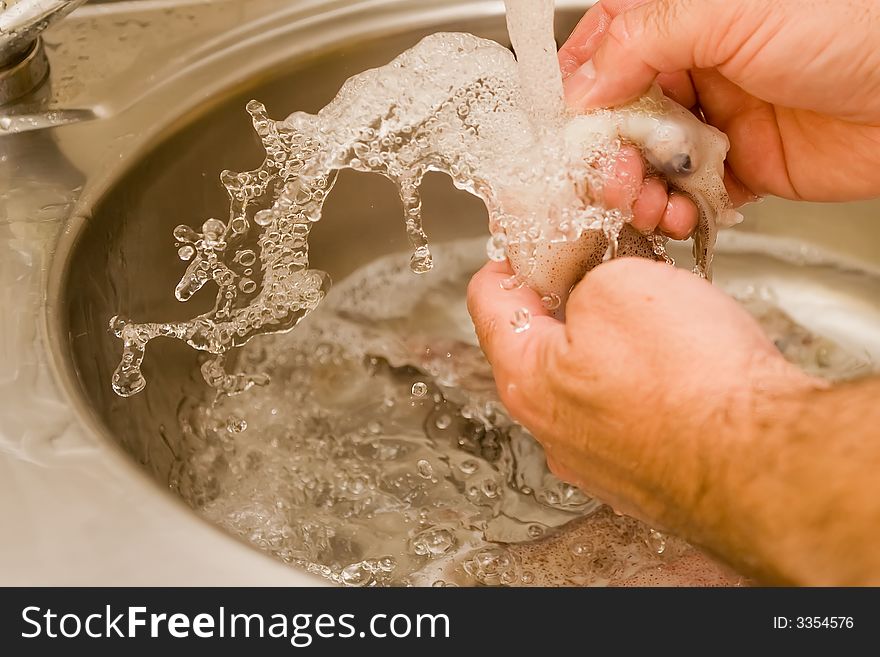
[670,152,695,175]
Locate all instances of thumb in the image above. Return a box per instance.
[564,0,763,109]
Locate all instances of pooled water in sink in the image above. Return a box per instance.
[170,238,871,587]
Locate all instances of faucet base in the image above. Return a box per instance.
[0,38,49,106]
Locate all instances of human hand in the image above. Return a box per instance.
[601,144,701,240]
[467,257,820,534]
[560,0,880,204]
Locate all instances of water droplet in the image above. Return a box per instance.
[411,381,428,398]
[254,209,274,226]
[570,541,591,557]
[416,459,434,479]
[510,307,531,333]
[178,245,195,261]
[527,524,544,538]
[411,528,455,557]
[173,224,198,242]
[201,218,226,245]
[459,459,478,475]
[481,479,499,498]
[541,293,561,311]
[486,233,508,262]
[348,475,368,495]
[0,117,12,131]
[409,246,433,274]
[500,275,522,291]
[434,413,452,429]
[236,250,257,266]
[226,416,247,433]
[647,529,667,554]
[340,562,372,587]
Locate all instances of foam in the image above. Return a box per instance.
[110,0,735,396]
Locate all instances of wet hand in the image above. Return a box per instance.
[560,0,880,204]
[467,256,817,530]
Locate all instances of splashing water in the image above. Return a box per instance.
[111,0,735,397]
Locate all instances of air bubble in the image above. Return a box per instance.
[226,416,247,433]
[411,382,428,398]
[201,218,226,245]
[527,524,544,538]
[647,529,667,555]
[434,414,452,430]
[459,460,478,475]
[236,250,257,266]
[411,528,455,557]
[254,209,274,226]
[486,233,508,262]
[340,562,373,587]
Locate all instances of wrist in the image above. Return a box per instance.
[683,353,825,580]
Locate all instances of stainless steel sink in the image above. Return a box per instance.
[3,0,878,584]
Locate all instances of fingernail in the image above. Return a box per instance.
[563,60,596,106]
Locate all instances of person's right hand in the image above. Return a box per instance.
[559,0,880,205]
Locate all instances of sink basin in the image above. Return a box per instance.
[4,0,878,584]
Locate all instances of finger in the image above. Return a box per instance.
[602,145,645,210]
[467,260,561,363]
[724,165,761,207]
[658,192,699,240]
[630,177,668,233]
[656,71,696,108]
[689,68,798,200]
[564,0,749,109]
[466,260,565,407]
[558,0,654,78]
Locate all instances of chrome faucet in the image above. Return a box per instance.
[0,0,88,104]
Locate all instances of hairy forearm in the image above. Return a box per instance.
[687,373,880,585]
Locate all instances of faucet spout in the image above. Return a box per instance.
[0,0,86,103]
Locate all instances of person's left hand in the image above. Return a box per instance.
[467,256,819,531]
